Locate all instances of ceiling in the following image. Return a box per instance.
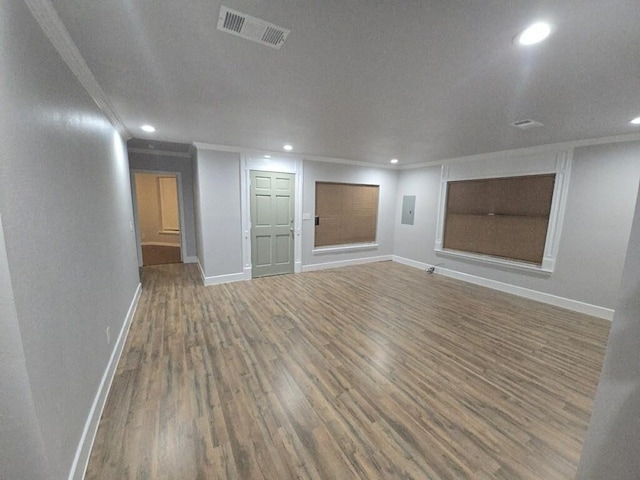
[50,1,640,165]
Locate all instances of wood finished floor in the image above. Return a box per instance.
[85,262,610,479]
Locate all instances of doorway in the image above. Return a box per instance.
[133,172,182,266]
[250,170,295,277]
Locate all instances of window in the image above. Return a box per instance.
[443,174,555,265]
[315,182,379,247]
[158,176,180,233]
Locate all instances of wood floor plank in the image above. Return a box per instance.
[85,261,609,479]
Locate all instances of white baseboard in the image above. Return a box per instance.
[302,255,393,272]
[392,255,430,271]
[184,256,198,264]
[140,241,180,247]
[69,283,142,480]
[392,255,614,321]
[197,259,251,286]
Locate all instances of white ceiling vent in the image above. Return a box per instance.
[217,6,290,49]
[511,119,544,130]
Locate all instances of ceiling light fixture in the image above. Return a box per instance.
[390,159,399,164]
[141,125,156,133]
[516,22,552,46]
[630,117,640,125]
[264,155,271,158]
[283,144,293,151]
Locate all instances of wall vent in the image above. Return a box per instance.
[217,6,290,49]
[511,119,544,129]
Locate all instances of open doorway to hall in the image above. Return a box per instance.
[133,172,182,266]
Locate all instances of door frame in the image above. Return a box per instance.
[241,154,303,277]
[130,170,187,267]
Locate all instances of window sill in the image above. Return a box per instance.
[435,247,553,275]
[313,243,379,255]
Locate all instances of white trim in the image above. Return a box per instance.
[392,255,430,271]
[302,255,392,272]
[141,241,181,247]
[197,259,251,286]
[24,0,129,138]
[433,149,572,273]
[128,148,192,158]
[69,283,142,480]
[435,249,553,275]
[400,132,640,170]
[302,155,397,170]
[313,243,379,255]
[184,256,198,264]
[193,142,397,170]
[203,270,251,286]
[241,156,303,276]
[392,255,614,320]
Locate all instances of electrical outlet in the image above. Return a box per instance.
[106,326,111,344]
[129,220,134,232]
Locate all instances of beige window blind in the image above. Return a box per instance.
[315,182,379,247]
[443,174,556,264]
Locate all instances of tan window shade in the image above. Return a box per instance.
[315,182,379,247]
[443,174,555,264]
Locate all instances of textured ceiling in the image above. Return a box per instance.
[51,1,640,165]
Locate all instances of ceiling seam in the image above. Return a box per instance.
[24,0,130,139]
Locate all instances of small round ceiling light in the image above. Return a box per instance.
[390,158,399,164]
[630,117,640,125]
[516,22,552,46]
[283,144,293,151]
[141,124,156,133]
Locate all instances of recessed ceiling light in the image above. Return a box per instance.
[630,117,640,125]
[264,155,271,158]
[516,22,552,46]
[283,144,293,151]
[141,125,156,133]
[390,159,399,164]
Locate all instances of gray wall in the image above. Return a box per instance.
[193,149,243,277]
[0,214,49,480]
[128,151,197,260]
[302,161,398,267]
[577,181,640,478]
[393,142,640,310]
[394,165,441,264]
[0,1,140,478]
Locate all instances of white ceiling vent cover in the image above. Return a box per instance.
[217,6,290,49]
[511,119,544,129]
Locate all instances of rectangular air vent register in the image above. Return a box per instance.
[217,6,290,49]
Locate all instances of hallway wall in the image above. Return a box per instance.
[0,1,140,478]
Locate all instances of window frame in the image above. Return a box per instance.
[313,181,380,250]
[434,150,573,274]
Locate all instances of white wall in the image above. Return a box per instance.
[302,161,398,269]
[193,148,244,278]
[577,180,640,478]
[128,151,197,258]
[394,142,640,313]
[0,1,140,478]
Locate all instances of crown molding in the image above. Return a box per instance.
[25,0,130,139]
[192,142,398,170]
[128,148,192,158]
[400,132,640,170]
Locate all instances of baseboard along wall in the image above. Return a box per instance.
[392,255,614,321]
[68,283,142,480]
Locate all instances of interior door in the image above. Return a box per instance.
[250,170,295,277]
